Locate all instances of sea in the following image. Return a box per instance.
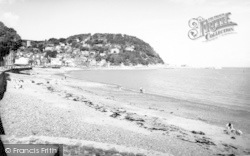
[68,68,250,112]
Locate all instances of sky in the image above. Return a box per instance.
[0,0,250,67]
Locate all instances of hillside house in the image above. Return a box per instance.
[73,49,80,55]
[44,46,55,51]
[51,58,62,66]
[79,56,88,62]
[2,51,15,67]
[110,48,120,54]
[56,53,64,59]
[113,44,121,49]
[100,53,106,57]
[82,43,91,48]
[15,57,29,66]
[59,42,65,47]
[65,46,73,53]
[32,48,41,53]
[26,40,31,47]
[33,54,45,66]
[75,38,80,42]
[105,43,112,48]
[33,59,41,66]
[64,59,75,67]
[125,46,134,51]
[55,45,61,52]
[97,59,107,67]
[89,51,96,56]
[95,44,103,47]
[41,58,49,66]
[89,59,97,66]
[81,51,89,57]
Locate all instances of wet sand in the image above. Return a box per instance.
[0,67,249,156]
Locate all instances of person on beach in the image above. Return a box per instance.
[226,122,233,130]
[140,87,144,93]
[226,122,243,135]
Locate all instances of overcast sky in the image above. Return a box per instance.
[0,0,250,67]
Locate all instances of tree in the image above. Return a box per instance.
[71,40,78,48]
[48,38,59,45]
[0,21,22,65]
[45,50,57,58]
[80,46,89,51]
[37,42,45,52]
[58,38,66,44]
[95,54,102,62]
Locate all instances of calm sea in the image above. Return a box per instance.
[68,68,250,111]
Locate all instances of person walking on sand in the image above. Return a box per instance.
[226,122,237,134]
[226,122,233,131]
[140,87,144,93]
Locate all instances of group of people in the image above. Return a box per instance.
[226,122,243,136]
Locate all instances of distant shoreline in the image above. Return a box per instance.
[62,65,250,71]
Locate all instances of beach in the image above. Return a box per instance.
[0,67,249,156]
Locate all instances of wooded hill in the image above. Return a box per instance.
[26,33,164,66]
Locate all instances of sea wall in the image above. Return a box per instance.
[0,72,7,155]
[0,72,7,100]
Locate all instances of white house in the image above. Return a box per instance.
[65,59,75,67]
[51,58,62,66]
[55,45,61,52]
[125,46,134,51]
[81,51,89,56]
[89,59,97,66]
[100,53,106,57]
[97,59,107,67]
[60,43,65,47]
[15,57,29,66]
[82,43,91,48]
[89,51,96,55]
[110,48,120,54]
[45,46,54,51]
[26,40,31,47]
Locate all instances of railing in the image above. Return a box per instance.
[0,65,32,71]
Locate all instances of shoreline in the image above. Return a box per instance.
[37,67,250,135]
[66,68,250,113]
[0,67,249,155]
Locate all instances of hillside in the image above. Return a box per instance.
[23,33,164,66]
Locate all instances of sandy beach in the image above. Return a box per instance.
[0,67,249,156]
